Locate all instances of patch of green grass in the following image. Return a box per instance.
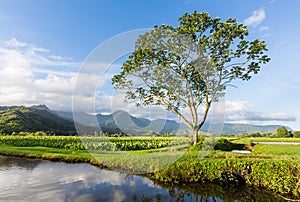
[251,138,300,142]
[252,144,300,160]
[0,144,94,163]
[229,138,252,144]
[231,137,300,144]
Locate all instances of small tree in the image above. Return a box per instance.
[276,126,289,138]
[112,11,270,144]
[293,131,300,138]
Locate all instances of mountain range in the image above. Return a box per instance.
[0,105,292,135]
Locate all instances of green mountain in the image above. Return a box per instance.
[0,105,77,135]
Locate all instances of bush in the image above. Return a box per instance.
[214,138,247,151]
[214,138,233,151]
[276,127,290,138]
[293,131,300,138]
[34,131,47,136]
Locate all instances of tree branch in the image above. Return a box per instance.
[156,96,192,129]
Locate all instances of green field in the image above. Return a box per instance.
[231,137,300,144]
[0,135,300,199]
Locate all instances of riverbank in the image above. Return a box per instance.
[0,144,106,168]
[151,157,300,200]
[0,143,299,200]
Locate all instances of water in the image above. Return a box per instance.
[0,155,282,201]
[232,150,251,154]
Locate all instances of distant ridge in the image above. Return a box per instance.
[0,105,293,135]
[56,107,293,135]
[30,104,50,111]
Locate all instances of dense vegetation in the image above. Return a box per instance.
[0,135,189,151]
[152,158,300,199]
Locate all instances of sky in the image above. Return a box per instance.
[0,0,300,130]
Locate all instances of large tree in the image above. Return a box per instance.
[112,11,270,144]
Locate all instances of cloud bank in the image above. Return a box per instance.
[0,38,79,110]
[244,8,266,27]
[224,101,296,123]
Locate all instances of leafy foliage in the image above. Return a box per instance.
[276,126,290,138]
[112,11,270,143]
[151,159,300,198]
[293,131,300,138]
[0,135,189,151]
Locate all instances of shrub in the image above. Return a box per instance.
[214,138,233,151]
[293,131,300,138]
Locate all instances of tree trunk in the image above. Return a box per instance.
[192,127,199,145]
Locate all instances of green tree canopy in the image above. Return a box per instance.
[276,126,290,138]
[293,131,300,138]
[112,11,270,144]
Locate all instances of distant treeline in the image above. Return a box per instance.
[224,126,300,138]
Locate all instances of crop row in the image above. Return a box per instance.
[0,135,189,151]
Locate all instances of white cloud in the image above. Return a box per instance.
[0,38,81,110]
[226,112,296,123]
[224,101,296,123]
[34,74,76,94]
[5,38,28,47]
[259,25,269,32]
[262,33,271,39]
[260,113,296,122]
[225,101,251,113]
[48,55,72,61]
[244,8,266,27]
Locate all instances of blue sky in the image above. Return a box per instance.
[0,0,300,130]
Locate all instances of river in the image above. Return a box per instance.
[0,155,283,201]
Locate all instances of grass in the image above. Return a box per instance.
[252,144,300,160]
[0,144,97,165]
[230,137,300,144]
[0,142,190,173]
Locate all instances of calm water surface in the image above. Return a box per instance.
[0,155,282,202]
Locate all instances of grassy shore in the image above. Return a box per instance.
[0,135,300,199]
[0,144,105,166]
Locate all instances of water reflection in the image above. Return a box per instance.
[0,155,41,170]
[0,156,282,201]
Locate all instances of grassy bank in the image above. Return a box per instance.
[0,135,300,199]
[0,144,106,167]
[151,157,300,199]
